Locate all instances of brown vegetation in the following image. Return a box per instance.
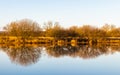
[2,19,120,38]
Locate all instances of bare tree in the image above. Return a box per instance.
[4,19,41,43]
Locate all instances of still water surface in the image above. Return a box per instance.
[0,44,120,75]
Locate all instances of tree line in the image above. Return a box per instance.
[2,19,120,38]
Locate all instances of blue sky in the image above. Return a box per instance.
[0,0,120,29]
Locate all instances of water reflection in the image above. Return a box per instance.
[46,44,110,59]
[1,46,42,66]
[0,43,120,66]
[46,44,80,57]
[77,45,109,59]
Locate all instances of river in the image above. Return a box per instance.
[0,43,120,75]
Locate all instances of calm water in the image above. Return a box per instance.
[0,44,120,75]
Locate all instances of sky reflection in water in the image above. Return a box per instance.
[0,44,120,75]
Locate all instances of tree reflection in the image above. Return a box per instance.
[1,43,120,66]
[46,44,112,59]
[46,45,80,57]
[76,45,109,59]
[1,46,42,66]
